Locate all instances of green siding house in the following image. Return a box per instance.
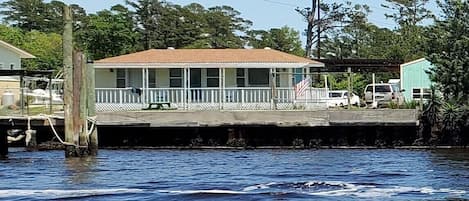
[400,58,433,101]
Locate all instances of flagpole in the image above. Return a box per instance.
[293,75,296,108]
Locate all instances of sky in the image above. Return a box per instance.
[2,0,439,43]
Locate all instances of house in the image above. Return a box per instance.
[0,40,35,70]
[0,40,36,105]
[94,48,326,111]
[400,58,433,101]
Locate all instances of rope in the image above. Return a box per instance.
[87,116,97,136]
[24,114,96,148]
[43,116,83,147]
[27,116,31,130]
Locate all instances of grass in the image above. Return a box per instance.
[0,105,63,116]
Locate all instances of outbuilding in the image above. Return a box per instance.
[400,58,433,101]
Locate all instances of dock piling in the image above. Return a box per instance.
[87,61,98,155]
[63,5,76,157]
[1,131,7,158]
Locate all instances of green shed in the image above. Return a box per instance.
[400,58,433,101]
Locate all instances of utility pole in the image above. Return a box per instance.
[317,0,321,59]
[298,0,317,59]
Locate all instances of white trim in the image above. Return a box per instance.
[94,62,323,69]
[400,63,403,91]
[0,40,36,58]
[400,58,427,67]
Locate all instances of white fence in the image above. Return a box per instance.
[96,87,328,111]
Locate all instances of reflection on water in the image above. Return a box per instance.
[0,148,467,200]
[64,156,97,184]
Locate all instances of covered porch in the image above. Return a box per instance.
[93,49,326,111]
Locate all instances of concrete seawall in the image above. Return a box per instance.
[96,109,418,127]
[1,109,421,149]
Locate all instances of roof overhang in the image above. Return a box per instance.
[400,58,427,67]
[94,62,324,69]
[314,59,403,73]
[0,40,36,59]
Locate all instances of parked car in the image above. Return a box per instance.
[327,90,360,107]
[364,83,404,107]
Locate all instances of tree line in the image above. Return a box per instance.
[0,0,467,144]
[0,0,303,67]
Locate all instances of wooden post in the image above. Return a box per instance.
[63,5,75,157]
[49,75,53,114]
[372,73,376,107]
[87,60,98,155]
[78,53,88,156]
[347,67,352,109]
[0,131,7,159]
[20,73,25,115]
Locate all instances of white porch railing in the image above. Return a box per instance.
[96,87,329,111]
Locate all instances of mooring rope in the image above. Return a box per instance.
[43,115,85,147]
[25,116,32,146]
[23,114,96,148]
[87,116,97,136]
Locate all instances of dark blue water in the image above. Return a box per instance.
[0,148,468,200]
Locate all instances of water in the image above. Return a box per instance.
[0,148,468,200]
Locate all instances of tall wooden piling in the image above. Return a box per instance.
[74,52,88,155]
[63,5,76,157]
[87,61,98,155]
[63,5,97,157]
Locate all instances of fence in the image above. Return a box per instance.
[95,87,329,111]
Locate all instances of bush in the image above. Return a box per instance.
[388,101,399,109]
[403,100,418,109]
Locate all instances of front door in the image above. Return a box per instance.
[190,68,202,101]
[190,68,201,88]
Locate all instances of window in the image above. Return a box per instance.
[170,69,182,88]
[248,69,269,86]
[329,92,342,98]
[412,88,431,100]
[148,69,156,88]
[0,63,4,69]
[366,85,391,93]
[236,68,245,87]
[116,69,126,88]
[206,68,219,87]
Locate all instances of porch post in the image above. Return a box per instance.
[270,68,277,110]
[182,67,187,109]
[223,68,226,109]
[187,67,191,109]
[141,68,145,105]
[219,68,223,110]
[145,68,149,103]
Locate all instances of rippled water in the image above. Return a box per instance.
[0,148,468,200]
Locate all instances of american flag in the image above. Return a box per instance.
[295,77,311,97]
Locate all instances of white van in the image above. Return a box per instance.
[364,83,404,107]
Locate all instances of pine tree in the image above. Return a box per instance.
[426,0,469,103]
